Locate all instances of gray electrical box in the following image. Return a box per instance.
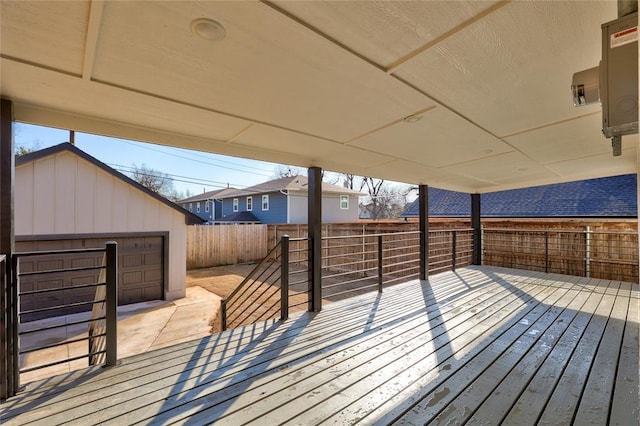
[600,12,638,139]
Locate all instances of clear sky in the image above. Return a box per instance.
[14,122,295,198]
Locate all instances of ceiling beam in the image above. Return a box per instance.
[82,0,105,80]
[384,1,512,75]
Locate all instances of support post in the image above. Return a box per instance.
[0,98,16,400]
[105,241,118,367]
[471,193,481,265]
[377,235,383,292]
[585,226,591,277]
[308,167,322,312]
[419,185,429,280]
[280,235,289,321]
[452,230,457,270]
[544,231,549,273]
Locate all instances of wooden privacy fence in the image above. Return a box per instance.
[187,225,268,269]
[483,226,639,283]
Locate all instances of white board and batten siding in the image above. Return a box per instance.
[15,149,188,300]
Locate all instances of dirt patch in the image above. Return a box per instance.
[187,263,414,332]
[187,264,309,331]
[187,264,257,298]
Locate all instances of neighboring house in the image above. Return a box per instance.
[15,143,203,317]
[401,174,637,218]
[217,175,364,224]
[178,188,237,223]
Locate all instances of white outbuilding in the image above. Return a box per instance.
[14,143,202,313]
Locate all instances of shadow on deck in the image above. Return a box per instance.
[1,266,638,425]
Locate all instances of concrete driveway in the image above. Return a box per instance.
[20,286,221,384]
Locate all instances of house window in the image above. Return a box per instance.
[233,198,239,212]
[189,203,193,212]
[262,194,269,211]
[196,202,201,213]
[247,196,253,211]
[205,202,209,213]
[340,195,349,210]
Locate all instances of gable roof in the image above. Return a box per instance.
[220,175,365,198]
[402,174,637,218]
[16,143,204,225]
[178,188,237,203]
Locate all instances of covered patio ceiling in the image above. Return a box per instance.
[0,0,637,193]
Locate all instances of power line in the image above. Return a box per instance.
[110,163,239,189]
[119,140,274,177]
[162,144,276,174]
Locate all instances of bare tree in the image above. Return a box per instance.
[359,177,386,219]
[15,140,42,156]
[129,163,179,201]
[342,173,357,190]
[274,165,306,178]
[343,174,412,219]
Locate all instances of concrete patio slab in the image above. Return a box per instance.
[19,286,221,384]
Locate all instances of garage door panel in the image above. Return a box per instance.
[122,254,143,268]
[142,285,162,301]
[121,287,143,304]
[145,253,162,265]
[123,271,143,285]
[145,269,162,282]
[16,235,165,322]
[36,259,64,271]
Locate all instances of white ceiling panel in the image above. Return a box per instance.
[1,59,250,142]
[546,139,638,179]
[0,0,89,75]
[506,112,613,164]
[232,124,391,171]
[443,151,556,187]
[349,106,513,167]
[90,1,431,142]
[394,1,617,137]
[269,1,501,69]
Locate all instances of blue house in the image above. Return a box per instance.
[178,188,237,223]
[402,174,637,218]
[217,175,363,224]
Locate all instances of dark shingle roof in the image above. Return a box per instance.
[178,188,237,203]
[402,174,637,218]
[218,211,261,223]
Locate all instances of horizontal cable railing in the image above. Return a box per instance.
[14,242,118,382]
[220,236,310,330]
[221,228,473,329]
[483,227,639,283]
[321,229,473,301]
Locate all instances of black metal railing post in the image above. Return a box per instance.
[544,231,549,273]
[10,254,19,395]
[280,235,289,321]
[452,230,457,270]
[220,300,227,331]
[105,242,118,367]
[377,235,383,292]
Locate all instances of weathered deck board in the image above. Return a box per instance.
[0,266,637,426]
[395,276,592,425]
[609,284,640,425]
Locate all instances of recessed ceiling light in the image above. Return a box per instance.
[403,114,423,123]
[190,18,226,41]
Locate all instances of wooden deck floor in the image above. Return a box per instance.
[1,266,638,425]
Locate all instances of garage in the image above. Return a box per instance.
[16,234,166,321]
[13,143,203,322]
